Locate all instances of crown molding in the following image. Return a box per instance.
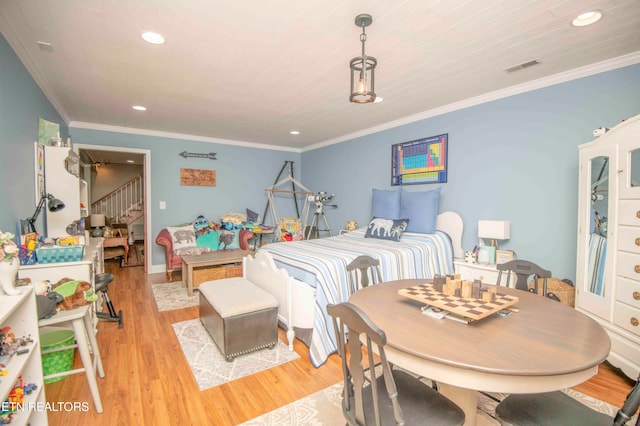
[303,51,640,152]
[3,5,637,155]
[69,121,301,153]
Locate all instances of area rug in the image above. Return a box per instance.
[172,319,300,391]
[121,243,144,267]
[151,282,198,312]
[240,382,344,425]
[241,380,635,425]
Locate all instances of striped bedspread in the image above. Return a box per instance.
[258,229,454,367]
[588,233,607,296]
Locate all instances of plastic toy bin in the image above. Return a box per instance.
[40,327,75,384]
[35,244,85,264]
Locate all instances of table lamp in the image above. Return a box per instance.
[90,214,106,237]
[26,193,65,234]
[478,220,511,249]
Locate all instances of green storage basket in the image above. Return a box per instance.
[40,327,75,384]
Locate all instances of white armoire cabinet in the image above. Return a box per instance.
[576,114,640,379]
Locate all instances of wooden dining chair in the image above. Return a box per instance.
[327,302,465,426]
[495,372,640,425]
[496,259,551,294]
[346,255,383,294]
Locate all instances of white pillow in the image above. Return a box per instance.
[167,225,197,252]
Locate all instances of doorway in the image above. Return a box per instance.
[75,144,151,273]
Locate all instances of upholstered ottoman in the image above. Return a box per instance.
[199,277,278,361]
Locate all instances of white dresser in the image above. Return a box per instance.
[454,260,499,284]
[576,114,640,379]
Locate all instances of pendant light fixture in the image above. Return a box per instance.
[350,14,377,103]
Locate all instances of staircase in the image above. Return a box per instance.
[92,174,144,225]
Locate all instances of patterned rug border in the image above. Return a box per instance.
[242,378,636,425]
[172,318,300,391]
[152,282,199,312]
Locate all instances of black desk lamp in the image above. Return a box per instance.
[27,193,65,234]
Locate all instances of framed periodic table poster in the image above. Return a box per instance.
[391,134,448,185]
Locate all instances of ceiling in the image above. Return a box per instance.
[1,0,639,151]
[79,149,144,167]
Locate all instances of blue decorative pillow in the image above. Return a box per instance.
[196,231,219,252]
[399,188,441,233]
[364,217,410,242]
[218,229,241,250]
[371,189,400,220]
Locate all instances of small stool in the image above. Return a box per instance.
[39,304,104,412]
[95,273,123,328]
[199,277,278,361]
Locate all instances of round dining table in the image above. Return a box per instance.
[348,279,611,426]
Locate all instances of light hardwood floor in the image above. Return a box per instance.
[44,259,636,425]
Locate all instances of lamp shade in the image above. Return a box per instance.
[478,220,510,240]
[91,214,106,228]
[26,192,65,234]
[48,197,65,212]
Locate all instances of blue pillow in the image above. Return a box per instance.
[218,229,241,250]
[371,189,400,219]
[364,217,410,242]
[399,188,441,233]
[196,231,219,251]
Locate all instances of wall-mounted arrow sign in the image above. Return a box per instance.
[179,151,217,160]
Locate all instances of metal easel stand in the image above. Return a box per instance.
[265,162,312,241]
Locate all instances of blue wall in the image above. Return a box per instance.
[301,64,640,280]
[69,128,301,267]
[3,30,639,280]
[0,33,67,236]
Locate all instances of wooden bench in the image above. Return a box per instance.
[181,250,253,296]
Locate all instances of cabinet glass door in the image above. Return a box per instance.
[586,155,609,297]
[631,148,640,187]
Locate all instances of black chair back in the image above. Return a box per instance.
[496,259,551,294]
[346,255,383,294]
[327,302,465,426]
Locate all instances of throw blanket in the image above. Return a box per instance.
[259,229,454,367]
[588,233,607,296]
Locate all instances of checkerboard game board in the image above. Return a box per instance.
[398,283,519,321]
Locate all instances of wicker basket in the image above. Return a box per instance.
[528,278,575,307]
[193,263,243,287]
[36,244,85,264]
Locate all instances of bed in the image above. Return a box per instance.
[255,211,464,367]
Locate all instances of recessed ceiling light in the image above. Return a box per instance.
[141,31,165,44]
[290,130,300,135]
[132,105,147,111]
[374,96,384,103]
[126,160,135,164]
[571,10,603,27]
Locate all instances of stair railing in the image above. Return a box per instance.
[91,174,143,224]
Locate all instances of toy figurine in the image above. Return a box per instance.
[465,250,478,263]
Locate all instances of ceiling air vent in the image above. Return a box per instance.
[502,59,540,73]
